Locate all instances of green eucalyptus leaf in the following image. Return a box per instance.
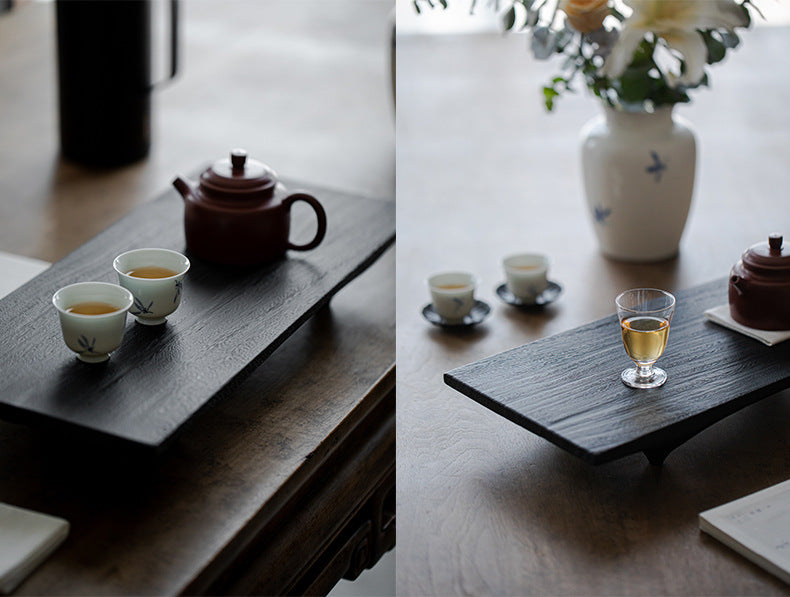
[740,2,754,25]
[525,6,539,27]
[502,5,517,31]
[531,27,557,60]
[630,39,656,68]
[610,6,626,21]
[701,31,726,64]
[617,67,652,102]
[543,86,559,111]
[562,55,577,70]
[719,30,740,49]
[555,26,575,52]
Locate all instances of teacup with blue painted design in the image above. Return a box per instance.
[428,271,477,323]
[113,248,190,325]
[52,281,134,363]
[503,253,548,303]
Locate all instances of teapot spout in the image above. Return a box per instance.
[172,176,194,202]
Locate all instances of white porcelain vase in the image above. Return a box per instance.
[580,106,696,262]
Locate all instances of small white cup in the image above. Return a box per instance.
[428,271,477,323]
[52,282,134,363]
[503,253,549,302]
[113,248,190,325]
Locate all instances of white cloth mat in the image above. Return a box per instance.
[0,253,66,593]
[0,503,69,594]
[704,304,790,346]
[0,251,49,300]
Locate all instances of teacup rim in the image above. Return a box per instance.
[113,247,191,280]
[52,281,134,318]
[427,271,478,292]
[502,253,549,271]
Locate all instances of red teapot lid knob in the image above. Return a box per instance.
[230,149,247,171]
[198,148,276,199]
[769,233,783,252]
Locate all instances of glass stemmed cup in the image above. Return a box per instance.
[615,288,676,389]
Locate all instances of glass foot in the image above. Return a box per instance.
[621,366,667,389]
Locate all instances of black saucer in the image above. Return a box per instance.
[495,281,562,309]
[422,300,491,328]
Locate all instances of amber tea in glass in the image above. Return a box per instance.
[615,288,675,389]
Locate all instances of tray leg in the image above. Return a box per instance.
[643,428,699,466]
[643,446,674,467]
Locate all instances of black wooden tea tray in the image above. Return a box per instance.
[0,179,394,452]
[444,279,790,465]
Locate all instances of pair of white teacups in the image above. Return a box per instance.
[429,253,549,322]
[52,248,190,364]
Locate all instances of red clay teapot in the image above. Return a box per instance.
[729,233,790,330]
[172,149,327,266]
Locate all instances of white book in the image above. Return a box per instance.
[0,503,69,594]
[699,478,790,585]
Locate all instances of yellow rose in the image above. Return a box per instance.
[561,0,609,33]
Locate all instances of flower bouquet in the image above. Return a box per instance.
[415,0,758,111]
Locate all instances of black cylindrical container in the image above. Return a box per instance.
[55,0,173,167]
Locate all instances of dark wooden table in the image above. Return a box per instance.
[396,20,790,596]
[0,2,394,594]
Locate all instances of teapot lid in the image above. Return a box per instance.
[742,233,790,272]
[199,149,277,199]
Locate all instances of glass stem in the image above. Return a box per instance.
[636,364,653,380]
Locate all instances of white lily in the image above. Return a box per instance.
[601,0,750,87]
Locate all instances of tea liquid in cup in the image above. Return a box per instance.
[125,265,179,279]
[52,281,134,363]
[503,253,549,302]
[113,248,190,325]
[428,272,477,322]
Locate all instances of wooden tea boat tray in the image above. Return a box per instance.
[0,178,394,452]
[444,279,790,465]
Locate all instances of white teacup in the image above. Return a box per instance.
[52,282,134,363]
[428,271,477,323]
[113,248,190,325]
[503,253,549,302]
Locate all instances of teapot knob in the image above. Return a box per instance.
[230,148,247,171]
[769,233,783,252]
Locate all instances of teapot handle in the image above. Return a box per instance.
[283,192,327,251]
[730,275,744,296]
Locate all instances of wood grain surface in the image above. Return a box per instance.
[446,278,790,464]
[397,22,790,596]
[0,180,393,450]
